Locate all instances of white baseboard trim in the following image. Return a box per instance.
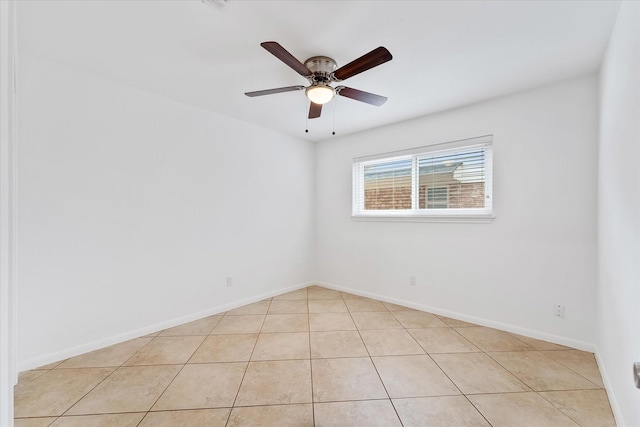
[316,281,596,352]
[18,281,313,372]
[594,349,625,427]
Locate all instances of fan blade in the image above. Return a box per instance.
[333,47,392,81]
[245,86,305,97]
[336,86,388,106]
[261,41,313,77]
[308,102,322,119]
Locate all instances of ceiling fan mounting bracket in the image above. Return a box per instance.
[304,56,337,84]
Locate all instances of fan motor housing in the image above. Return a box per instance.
[305,56,337,83]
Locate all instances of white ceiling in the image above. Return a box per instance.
[16,0,621,142]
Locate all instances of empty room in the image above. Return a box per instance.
[0,1,638,426]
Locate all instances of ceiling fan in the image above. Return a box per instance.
[245,41,393,119]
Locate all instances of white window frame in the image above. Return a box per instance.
[352,135,494,223]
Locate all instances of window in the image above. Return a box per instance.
[352,135,493,222]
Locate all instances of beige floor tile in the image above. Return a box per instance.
[488,351,601,391]
[273,289,308,300]
[227,404,313,427]
[310,331,368,358]
[141,331,162,338]
[431,353,529,394]
[393,396,491,427]
[210,315,265,334]
[14,418,57,427]
[308,299,348,313]
[50,413,145,426]
[251,332,310,360]
[225,300,271,315]
[235,360,312,406]
[14,368,114,417]
[373,355,460,398]
[268,300,308,314]
[360,329,425,356]
[344,298,388,312]
[382,302,414,311]
[139,408,229,427]
[509,333,569,351]
[314,400,402,427]
[153,363,246,410]
[159,315,222,336]
[409,327,480,353]
[307,288,342,300]
[539,389,616,427]
[66,365,180,415]
[124,336,204,366]
[34,361,65,370]
[16,370,49,388]
[437,315,478,327]
[455,326,534,351]
[56,339,152,369]
[261,314,309,333]
[542,350,605,387]
[340,291,367,299]
[469,392,579,427]
[351,311,403,330]
[311,357,387,402]
[309,313,356,331]
[189,334,257,363]
[392,311,448,328]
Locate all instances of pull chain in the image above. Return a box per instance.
[305,98,309,133]
[332,98,336,136]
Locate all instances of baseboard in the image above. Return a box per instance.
[18,281,313,372]
[316,281,596,352]
[594,348,626,427]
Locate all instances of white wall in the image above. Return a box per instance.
[16,54,315,370]
[316,76,599,348]
[597,2,640,426]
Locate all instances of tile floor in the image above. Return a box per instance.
[14,285,616,426]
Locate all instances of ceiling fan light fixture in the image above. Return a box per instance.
[306,84,335,105]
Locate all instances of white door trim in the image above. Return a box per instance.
[1,1,18,425]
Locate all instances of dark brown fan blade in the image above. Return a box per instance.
[261,41,313,77]
[308,102,322,119]
[333,47,392,81]
[336,86,388,106]
[245,86,305,97]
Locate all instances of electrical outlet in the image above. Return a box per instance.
[553,304,565,318]
[409,276,416,286]
[226,276,233,287]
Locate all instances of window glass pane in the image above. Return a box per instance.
[426,187,448,209]
[418,149,485,209]
[363,159,412,210]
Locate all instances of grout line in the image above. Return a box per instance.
[343,292,404,427]
[396,316,492,427]
[223,297,272,427]
[305,289,316,427]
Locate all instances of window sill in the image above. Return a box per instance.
[351,214,495,223]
